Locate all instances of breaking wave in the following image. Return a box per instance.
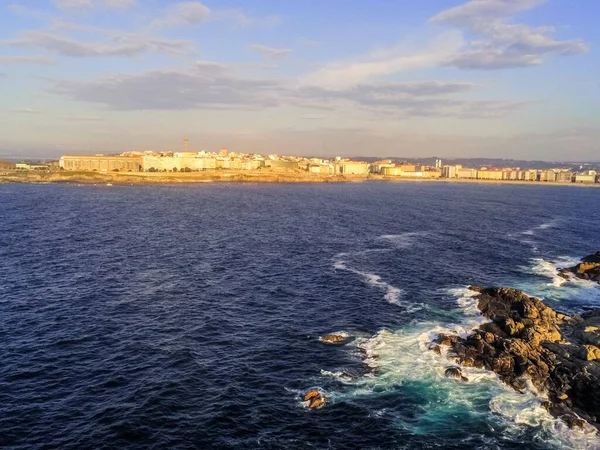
[513,257,600,312]
[529,258,569,287]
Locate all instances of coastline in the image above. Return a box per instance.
[1,170,599,187]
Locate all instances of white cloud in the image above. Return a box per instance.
[10,107,43,114]
[0,31,193,57]
[301,31,465,88]
[431,0,589,69]
[0,54,57,65]
[211,9,281,28]
[47,62,527,119]
[52,0,136,10]
[293,82,527,118]
[56,115,106,121]
[152,2,280,29]
[248,44,292,60]
[49,64,284,110]
[161,1,211,26]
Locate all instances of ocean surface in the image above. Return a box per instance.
[1,181,599,450]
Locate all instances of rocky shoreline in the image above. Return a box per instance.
[559,252,600,284]
[433,274,600,430]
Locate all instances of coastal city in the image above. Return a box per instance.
[1,142,599,184]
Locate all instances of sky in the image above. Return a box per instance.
[0,0,599,161]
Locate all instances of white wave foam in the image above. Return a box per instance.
[521,219,561,237]
[324,288,599,448]
[352,324,598,448]
[447,287,491,334]
[333,256,423,311]
[529,258,568,287]
[320,369,355,384]
[490,394,599,449]
[526,257,600,291]
[377,231,429,248]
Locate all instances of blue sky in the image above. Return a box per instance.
[0,0,598,160]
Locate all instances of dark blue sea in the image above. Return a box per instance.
[1,182,599,449]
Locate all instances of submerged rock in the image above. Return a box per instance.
[559,251,600,284]
[436,286,600,429]
[444,366,468,382]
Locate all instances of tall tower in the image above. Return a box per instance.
[184,138,189,153]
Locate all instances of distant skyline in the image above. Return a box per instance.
[1,0,599,160]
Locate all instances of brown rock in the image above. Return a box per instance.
[309,396,325,409]
[320,334,347,344]
[304,390,321,402]
[584,345,600,361]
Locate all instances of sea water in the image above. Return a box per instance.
[0,182,599,449]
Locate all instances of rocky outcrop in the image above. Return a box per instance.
[559,251,600,283]
[319,334,348,344]
[435,286,600,429]
[304,390,326,409]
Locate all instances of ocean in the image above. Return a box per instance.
[1,182,599,449]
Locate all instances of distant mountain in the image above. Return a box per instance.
[349,156,600,171]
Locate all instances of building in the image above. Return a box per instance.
[575,174,596,183]
[262,159,299,170]
[60,155,142,172]
[397,164,417,172]
[456,168,478,179]
[555,171,574,183]
[308,164,334,175]
[422,170,441,178]
[435,159,442,169]
[442,166,457,178]
[370,160,394,174]
[477,170,504,180]
[538,170,557,182]
[340,161,369,175]
[15,162,50,171]
[381,166,403,176]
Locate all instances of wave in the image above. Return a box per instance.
[320,369,355,384]
[319,288,599,449]
[524,257,599,289]
[529,258,568,287]
[332,231,428,311]
[333,257,419,310]
[521,219,562,236]
[376,231,429,248]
